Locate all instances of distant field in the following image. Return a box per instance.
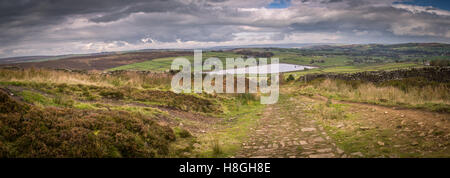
[284,62,423,79]
[109,52,242,72]
[0,51,191,71]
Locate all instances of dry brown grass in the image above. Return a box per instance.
[0,68,172,89]
[304,79,450,109]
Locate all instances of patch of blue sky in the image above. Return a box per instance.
[267,0,291,9]
[395,0,450,11]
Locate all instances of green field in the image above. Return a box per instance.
[109,52,242,72]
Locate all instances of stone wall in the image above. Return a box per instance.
[297,67,450,83]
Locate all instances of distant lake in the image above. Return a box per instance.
[207,63,316,75]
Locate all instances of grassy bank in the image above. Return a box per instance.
[297,78,450,113]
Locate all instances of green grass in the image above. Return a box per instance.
[109,51,242,72]
[194,97,265,158]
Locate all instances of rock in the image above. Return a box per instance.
[419,132,426,137]
[336,148,344,154]
[312,137,325,142]
[289,156,296,158]
[301,128,316,132]
[350,152,364,157]
[384,111,388,114]
[336,124,344,128]
[309,153,335,158]
[400,120,406,125]
[299,141,308,145]
[317,148,332,153]
[359,127,370,131]
[193,143,201,148]
[377,141,385,146]
[273,143,278,149]
[411,141,419,146]
[400,114,405,118]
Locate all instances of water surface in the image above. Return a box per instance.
[207,63,316,75]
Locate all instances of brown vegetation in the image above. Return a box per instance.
[0,89,176,158]
[0,51,191,70]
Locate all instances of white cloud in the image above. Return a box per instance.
[0,0,449,57]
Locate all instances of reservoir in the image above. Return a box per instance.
[207,63,316,75]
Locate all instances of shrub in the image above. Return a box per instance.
[99,90,124,100]
[286,74,295,82]
[174,127,192,138]
[211,140,223,157]
[0,90,176,158]
[53,94,74,107]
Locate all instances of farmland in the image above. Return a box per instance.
[0,43,449,158]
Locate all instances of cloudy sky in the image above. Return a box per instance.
[0,0,449,58]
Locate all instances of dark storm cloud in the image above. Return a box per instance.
[0,0,194,43]
[0,0,449,57]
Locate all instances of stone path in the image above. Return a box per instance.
[235,96,345,158]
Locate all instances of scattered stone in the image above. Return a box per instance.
[312,137,325,142]
[301,128,316,132]
[336,148,344,154]
[309,153,335,158]
[336,124,344,128]
[419,132,426,137]
[377,141,385,146]
[400,120,406,125]
[350,152,364,157]
[411,141,419,146]
[359,127,370,131]
[289,156,296,158]
[317,148,332,153]
[193,143,201,148]
[400,114,405,118]
[299,141,308,145]
[384,111,388,114]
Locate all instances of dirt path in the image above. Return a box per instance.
[235,96,344,158]
[235,88,449,158]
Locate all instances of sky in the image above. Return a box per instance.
[0,0,449,58]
